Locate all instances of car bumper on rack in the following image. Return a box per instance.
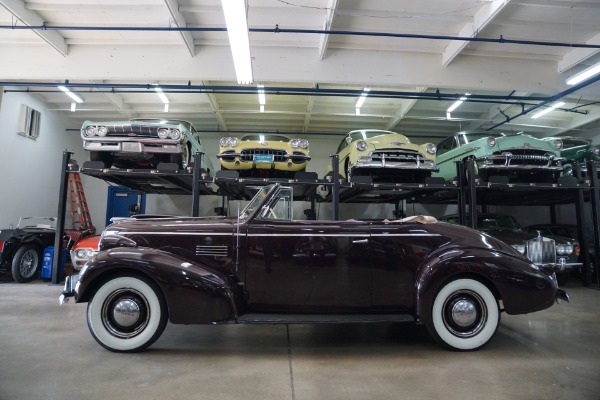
[59,274,80,305]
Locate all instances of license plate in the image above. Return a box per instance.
[122,142,143,152]
[254,154,274,163]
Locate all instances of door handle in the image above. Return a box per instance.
[352,239,369,244]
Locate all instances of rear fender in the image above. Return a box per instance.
[76,247,239,324]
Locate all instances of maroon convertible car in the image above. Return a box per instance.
[60,184,568,352]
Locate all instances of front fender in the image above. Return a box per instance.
[76,247,239,324]
[415,247,557,321]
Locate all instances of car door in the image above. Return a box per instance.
[244,218,372,312]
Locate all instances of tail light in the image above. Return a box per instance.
[0,240,4,252]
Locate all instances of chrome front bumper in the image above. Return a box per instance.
[83,140,181,154]
[59,274,80,305]
[352,159,438,171]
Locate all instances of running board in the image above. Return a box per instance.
[236,313,415,324]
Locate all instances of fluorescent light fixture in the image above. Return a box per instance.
[164,104,169,113]
[58,86,83,103]
[531,102,565,119]
[70,102,76,112]
[566,63,600,85]
[446,93,470,113]
[154,86,169,104]
[221,0,253,84]
[355,87,371,109]
[258,84,265,111]
[355,107,361,116]
[446,112,451,119]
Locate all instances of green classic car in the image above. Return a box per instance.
[434,131,565,182]
[542,136,600,177]
[330,129,438,182]
[81,119,214,172]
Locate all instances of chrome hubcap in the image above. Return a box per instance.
[442,289,487,338]
[113,299,141,328]
[101,288,150,339]
[451,299,477,327]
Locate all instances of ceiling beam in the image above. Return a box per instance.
[203,81,228,131]
[559,33,600,73]
[162,0,195,57]
[0,0,67,56]
[386,88,427,131]
[88,80,131,112]
[303,85,317,132]
[442,0,511,67]
[317,0,339,60]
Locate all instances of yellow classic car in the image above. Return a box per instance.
[330,129,438,182]
[217,134,310,178]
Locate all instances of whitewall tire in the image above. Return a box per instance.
[87,275,167,352]
[426,279,499,351]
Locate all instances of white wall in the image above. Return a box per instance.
[0,89,108,230]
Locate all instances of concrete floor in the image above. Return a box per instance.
[0,279,598,400]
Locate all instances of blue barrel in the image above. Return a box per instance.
[40,246,66,279]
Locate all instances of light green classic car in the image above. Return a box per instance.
[434,131,565,182]
[330,129,438,182]
[542,136,600,177]
[81,118,214,172]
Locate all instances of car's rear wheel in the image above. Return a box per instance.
[87,275,168,352]
[425,278,500,350]
[11,244,42,283]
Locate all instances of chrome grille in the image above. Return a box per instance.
[526,237,556,265]
[370,149,424,163]
[195,245,228,257]
[240,149,287,162]
[491,149,553,166]
[106,125,160,138]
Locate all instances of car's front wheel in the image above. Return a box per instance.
[11,244,42,283]
[87,275,168,352]
[425,278,500,350]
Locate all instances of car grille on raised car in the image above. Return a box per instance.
[526,237,556,265]
[240,149,287,162]
[489,149,554,166]
[370,149,425,164]
[105,125,160,138]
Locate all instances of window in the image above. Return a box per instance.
[17,105,41,140]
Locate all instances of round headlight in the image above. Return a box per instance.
[486,137,496,147]
[512,244,526,254]
[290,139,300,148]
[158,128,169,139]
[299,139,309,149]
[75,248,93,258]
[219,137,229,147]
[426,143,437,155]
[169,129,181,140]
[97,126,108,137]
[230,138,239,146]
[355,140,368,151]
[591,145,600,156]
[553,139,563,150]
[556,244,565,255]
[563,243,573,254]
[85,126,97,137]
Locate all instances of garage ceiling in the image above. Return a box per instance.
[1,0,600,144]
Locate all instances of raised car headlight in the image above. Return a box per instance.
[220,137,238,147]
[426,143,437,155]
[553,139,563,150]
[486,137,496,147]
[355,140,368,151]
[168,129,181,140]
[158,128,170,139]
[97,126,108,137]
[591,145,600,156]
[512,244,526,254]
[299,139,309,149]
[290,138,300,148]
[85,126,97,137]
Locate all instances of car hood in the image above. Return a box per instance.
[482,228,575,245]
[492,135,557,153]
[104,216,235,236]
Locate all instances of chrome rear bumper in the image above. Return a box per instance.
[556,288,570,303]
